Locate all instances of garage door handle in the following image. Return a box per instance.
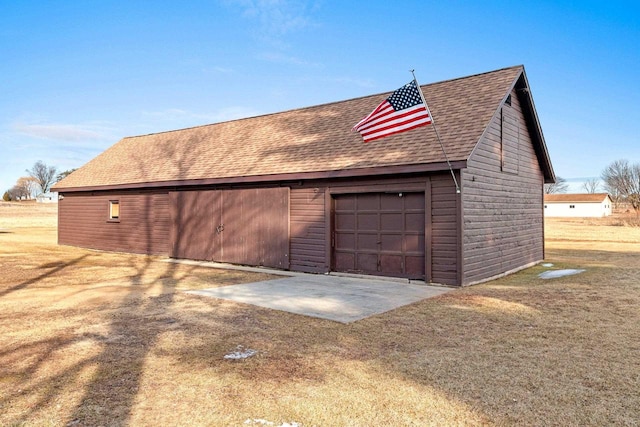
[216,224,225,233]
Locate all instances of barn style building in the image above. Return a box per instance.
[53,65,555,286]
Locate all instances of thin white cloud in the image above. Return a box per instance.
[229,0,316,35]
[141,106,263,126]
[210,65,234,74]
[257,51,320,67]
[12,122,112,142]
[223,0,321,52]
[325,76,377,88]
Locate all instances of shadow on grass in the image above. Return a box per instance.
[0,255,89,298]
[1,253,209,427]
[66,256,181,425]
[3,239,638,426]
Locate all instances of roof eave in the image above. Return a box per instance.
[516,69,556,184]
[54,160,468,193]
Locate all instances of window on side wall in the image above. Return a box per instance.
[109,200,120,221]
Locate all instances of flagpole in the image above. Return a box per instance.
[410,70,461,194]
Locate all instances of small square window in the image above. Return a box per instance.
[109,200,120,220]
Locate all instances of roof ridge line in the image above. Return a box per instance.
[124,65,525,140]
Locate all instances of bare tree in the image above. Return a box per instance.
[544,176,569,194]
[582,178,600,194]
[9,183,29,200]
[601,159,640,212]
[26,160,57,194]
[15,176,39,199]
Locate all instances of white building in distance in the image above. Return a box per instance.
[544,193,612,217]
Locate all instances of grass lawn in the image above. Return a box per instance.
[1,202,639,426]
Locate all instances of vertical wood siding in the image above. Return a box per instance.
[462,89,544,285]
[430,174,460,285]
[289,187,327,273]
[58,191,170,255]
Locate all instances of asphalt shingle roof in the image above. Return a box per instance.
[55,66,525,190]
[544,193,611,203]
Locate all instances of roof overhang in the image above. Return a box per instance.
[514,70,556,184]
[54,160,467,193]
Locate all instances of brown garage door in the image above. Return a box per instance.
[333,192,425,279]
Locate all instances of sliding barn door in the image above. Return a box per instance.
[170,188,289,269]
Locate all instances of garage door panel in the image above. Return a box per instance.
[333,192,425,279]
[336,232,355,249]
[404,234,424,252]
[357,253,378,271]
[405,256,425,277]
[335,213,355,230]
[380,193,400,210]
[357,233,378,250]
[357,195,378,210]
[380,234,402,251]
[381,213,403,231]
[380,255,403,274]
[335,197,355,210]
[357,213,378,230]
[335,253,355,271]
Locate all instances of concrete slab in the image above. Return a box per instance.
[186,274,452,323]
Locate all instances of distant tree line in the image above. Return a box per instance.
[2,161,77,202]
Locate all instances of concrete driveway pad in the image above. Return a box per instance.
[187,274,452,323]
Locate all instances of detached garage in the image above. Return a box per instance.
[53,65,555,286]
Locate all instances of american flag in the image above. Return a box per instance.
[352,80,432,143]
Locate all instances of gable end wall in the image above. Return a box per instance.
[462,88,544,285]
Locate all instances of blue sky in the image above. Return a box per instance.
[1,0,638,194]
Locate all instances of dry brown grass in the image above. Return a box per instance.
[1,204,639,426]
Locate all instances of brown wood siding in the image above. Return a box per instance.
[430,174,460,285]
[463,89,544,284]
[289,187,327,273]
[58,191,170,255]
[59,174,467,284]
